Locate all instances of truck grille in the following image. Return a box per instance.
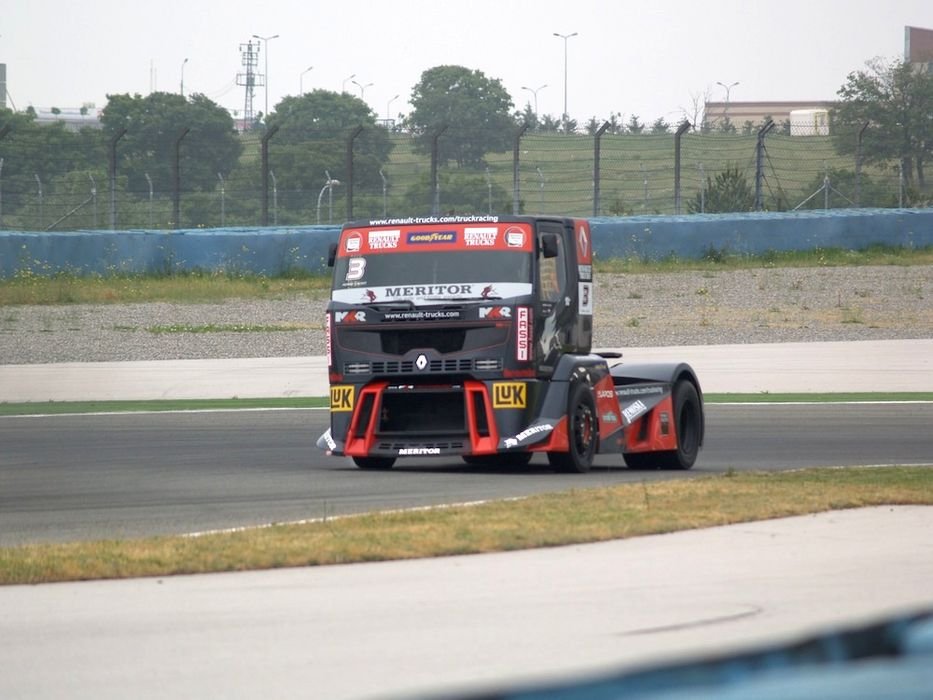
[344,358,502,375]
[377,441,465,451]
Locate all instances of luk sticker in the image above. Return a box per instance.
[330,385,355,412]
[493,382,526,409]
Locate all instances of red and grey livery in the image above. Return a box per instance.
[317,216,704,472]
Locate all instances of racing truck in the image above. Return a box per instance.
[317,215,704,472]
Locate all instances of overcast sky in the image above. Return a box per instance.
[3,0,930,124]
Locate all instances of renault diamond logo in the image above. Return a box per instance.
[415,354,428,371]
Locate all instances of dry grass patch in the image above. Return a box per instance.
[2,467,931,586]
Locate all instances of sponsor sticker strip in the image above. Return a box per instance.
[338,223,534,255]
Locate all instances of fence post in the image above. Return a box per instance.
[173,127,190,229]
[217,173,226,227]
[35,174,43,230]
[260,124,279,227]
[754,119,775,211]
[855,122,868,208]
[673,120,691,215]
[512,122,529,215]
[592,121,609,217]
[109,128,127,230]
[430,124,447,216]
[346,125,364,222]
[0,124,10,229]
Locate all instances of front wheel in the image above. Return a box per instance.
[548,383,597,473]
[352,456,396,470]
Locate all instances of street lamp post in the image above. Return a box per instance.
[252,33,280,118]
[180,57,189,97]
[300,66,313,95]
[552,32,578,120]
[716,80,739,125]
[520,83,547,116]
[386,93,399,123]
[342,73,356,93]
[351,79,373,99]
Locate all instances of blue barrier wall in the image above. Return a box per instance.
[1,209,931,278]
[0,226,342,278]
[591,208,933,260]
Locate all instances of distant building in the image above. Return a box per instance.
[31,106,103,131]
[704,101,836,132]
[906,26,933,73]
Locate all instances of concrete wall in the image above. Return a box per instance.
[1,209,931,278]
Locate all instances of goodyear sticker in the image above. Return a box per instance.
[330,385,355,412]
[493,382,526,409]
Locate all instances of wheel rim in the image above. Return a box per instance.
[573,403,595,458]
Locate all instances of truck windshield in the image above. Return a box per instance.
[332,250,533,305]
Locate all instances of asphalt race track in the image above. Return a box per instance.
[2,402,932,546]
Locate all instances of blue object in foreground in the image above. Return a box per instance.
[438,610,933,700]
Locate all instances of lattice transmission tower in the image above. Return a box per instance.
[236,41,264,128]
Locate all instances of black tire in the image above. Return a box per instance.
[462,453,533,468]
[624,380,701,470]
[547,383,597,473]
[352,456,396,470]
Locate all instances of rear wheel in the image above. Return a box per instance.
[548,383,597,473]
[352,456,396,470]
[462,453,533,468]
[623,380,701,470]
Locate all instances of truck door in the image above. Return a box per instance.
[536,222,572,373]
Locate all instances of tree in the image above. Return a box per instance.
[0,107,107,229]
[516,103,539,131]
[688,165,755,213]
[264,89,393,209]
[650,117,671,134]
[400,169,512,216]
[100,92,242,196]
[833,57,933,187]
[405,65,515,168]
[626,115,644,134]
[538,114,562,133]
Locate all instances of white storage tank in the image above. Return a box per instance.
[790,109,830,136]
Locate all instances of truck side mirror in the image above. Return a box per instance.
[540,233,560,259]
[327,242,338,267]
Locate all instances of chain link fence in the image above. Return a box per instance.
[0,124,924,231]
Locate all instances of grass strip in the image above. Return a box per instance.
[0,397,329,416]
[704,392,933,403]
[2,393,931,417]
[145,323,319,334]
[2,247,931,306]
[1,466,931,586]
